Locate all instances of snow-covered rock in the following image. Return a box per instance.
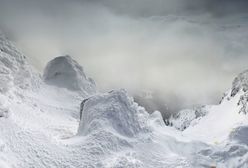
[0,108,8,118]
[221,69,248,114]
[237,92,248,114]
[229,126,248,145]
[231,69,248,97]
[78,89,150,137]
[43,55,96,96]
[0,94,9,118]
[168,106,208,131]
[228,69,248,114]
[149,111,165,128]
[0,32,39,93]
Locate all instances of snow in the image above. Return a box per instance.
[231,69,248,97]
[78,90,150,137]
[181,74,248,145]
[1,31,248,167]
[168,106,208,131]
[0,33,39,93]
[183,91,246,144]
[0,160,11,168]
[43,55,96,96]
[149,111,165,128]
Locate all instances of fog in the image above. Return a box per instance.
[1,0,248,116]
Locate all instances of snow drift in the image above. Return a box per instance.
[43,55,96,95]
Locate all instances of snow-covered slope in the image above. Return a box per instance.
[0,33,39,93]
[1,31,248,167]
[0,32,41,168]
[182,70,248,144]
[0,32,40,119]
[160,69,248,167]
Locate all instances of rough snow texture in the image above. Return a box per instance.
[222,69,248,114]
[2,30,248,167]
[0,33,39,93]
[78,90,150,137]
[43,55,96,96]
[231,69,248,97]
[238,93,248,114]
[168,106,208,131]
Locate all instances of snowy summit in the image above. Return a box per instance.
[43,55,96,95]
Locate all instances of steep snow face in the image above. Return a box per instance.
[78,90,150,137]
[0,33,37,93]
[43,56,96,96]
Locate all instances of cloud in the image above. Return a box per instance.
[0,0,248,115]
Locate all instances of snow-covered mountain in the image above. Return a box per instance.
[43,55,96,96]
[1,31,248,168]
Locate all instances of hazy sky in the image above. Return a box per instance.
[0,0,248,113]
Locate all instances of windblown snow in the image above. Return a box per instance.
[1,31,248,168]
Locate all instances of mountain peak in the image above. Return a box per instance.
[43,55,96,95]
